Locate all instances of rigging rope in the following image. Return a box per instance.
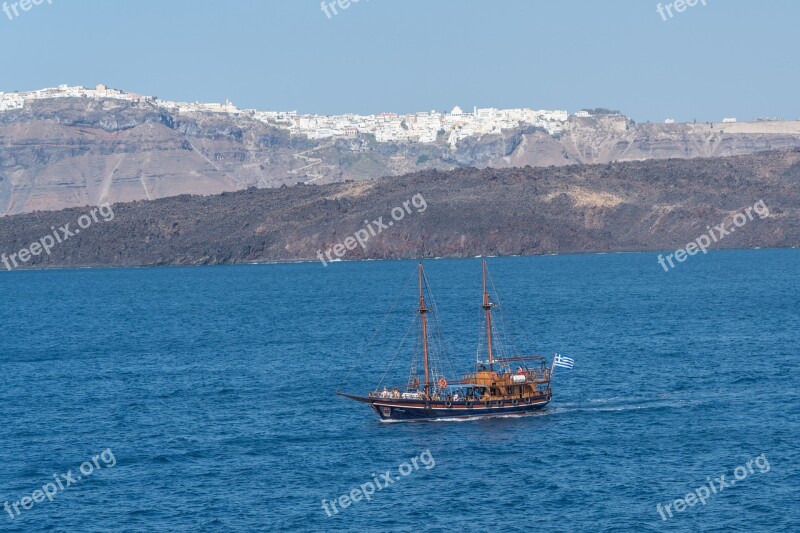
[336,268,417,392]
[487,266,525,357]
[377,313,417,389]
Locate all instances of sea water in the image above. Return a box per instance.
[0,250,798,531]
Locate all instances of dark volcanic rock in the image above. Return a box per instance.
[0,149,799,269]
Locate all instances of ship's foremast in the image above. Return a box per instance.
[418,262,431,397]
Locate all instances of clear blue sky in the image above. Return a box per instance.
[0,0,797,122]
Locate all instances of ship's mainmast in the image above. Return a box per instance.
[482,260,495,372]
[418,262,431,396]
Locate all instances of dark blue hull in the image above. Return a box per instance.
[337,392,553,421]
[373,402,549,421]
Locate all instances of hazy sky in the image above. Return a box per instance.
[0,0,797,122]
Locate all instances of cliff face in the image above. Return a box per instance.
[504,116,800,167]
[1,149,798,269]
[0,98,312,215]
[3,98,800,216]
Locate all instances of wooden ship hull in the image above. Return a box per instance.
[339,391,551,421]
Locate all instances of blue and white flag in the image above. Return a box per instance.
[553,354,575,370]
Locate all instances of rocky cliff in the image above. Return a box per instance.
[3,98,800,216]
[1,149,798,269]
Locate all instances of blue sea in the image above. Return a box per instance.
[1,250,798,532]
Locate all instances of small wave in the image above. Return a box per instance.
[553,399,699,415]
[587,396,627,404]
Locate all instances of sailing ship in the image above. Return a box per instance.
[338,260,568,421]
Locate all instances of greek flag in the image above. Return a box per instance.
[553,354,575,370]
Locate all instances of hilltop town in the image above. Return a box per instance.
[4,83,800,217]
[0,84,570,148]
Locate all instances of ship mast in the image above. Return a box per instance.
[482,260,495,371]
[418,262,431,396]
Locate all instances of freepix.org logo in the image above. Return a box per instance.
[656,0,707,22]
[4,449,116,521]
[316,193,427,267]
[657,199,769,272]
[656,453,770,521]
[2,0,53,22]
[321,450,435,517]
[320,0,369,20]
[1,204,115,271]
